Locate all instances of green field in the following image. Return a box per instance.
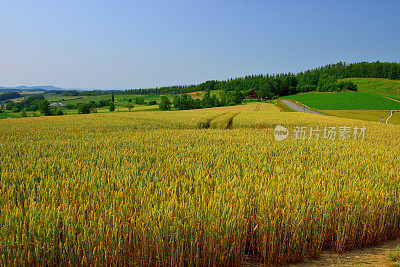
[282,91,400,110]
[340,78,400,100]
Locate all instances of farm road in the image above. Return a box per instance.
[280,100,325,116]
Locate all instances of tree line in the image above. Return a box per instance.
[129,61,400,97]
[48,61,398,99]
[159,89,245,111]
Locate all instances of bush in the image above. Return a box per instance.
[11,107,20,113]
[148,100,157,105]
[66,104,74,109]
[57,110,64,116]
[98,99,110,108]
[78,103,91,114]
[126,103,134,111]
[338,81,358,91]
[21,110,27,117]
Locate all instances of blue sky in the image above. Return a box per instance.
[0,0,399,89]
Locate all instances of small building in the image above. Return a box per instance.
[248,90,258,99]
[50,103,66,108]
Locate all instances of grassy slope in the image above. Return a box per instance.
[340,78,400,100]
[282,91,400,110]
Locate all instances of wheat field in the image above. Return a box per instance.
[0,103,399,265]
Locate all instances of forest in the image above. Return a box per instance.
[123,61,400,97]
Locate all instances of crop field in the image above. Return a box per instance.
[1,103,400,265]
[282,91,400,110]
[340,78,400,100]
[323,110,400,125]
[44,93,163,105]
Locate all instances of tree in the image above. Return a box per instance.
[159,96,172,110]
[126,103,134,111]
[317,74,338,92]
[173,95,181,109]
[202,90,213,108]
[109,102,115,112]
[39,100,51,116]
[21,110,27,117]
[338,81,358,91]
[78,103,91,114]
[135,97,145,105]
[232,89,244,104]
[98,99,110,108]
[111,92,115,102]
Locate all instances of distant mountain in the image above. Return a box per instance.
[0,85,64,92]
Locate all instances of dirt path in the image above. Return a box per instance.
[280,100,325,116]
[290,239,400,266]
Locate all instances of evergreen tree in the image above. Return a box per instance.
[109,102,115,112]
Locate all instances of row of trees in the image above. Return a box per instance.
[132,61,400,97]
[0,92,21,101]
[3,95,47,112]
[159,89,244,111]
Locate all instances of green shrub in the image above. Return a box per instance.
[78,103,91,114]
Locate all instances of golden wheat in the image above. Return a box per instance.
[0,103,399,265]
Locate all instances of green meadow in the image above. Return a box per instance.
[340,78,400,100]
[282,91,400,110]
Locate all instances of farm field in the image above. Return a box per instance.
[323,110,400,125]
[282,91,400,110]
[1,103,400,265]
[340,78,400,100]
[44,92,162,105]
[0,104,158,119]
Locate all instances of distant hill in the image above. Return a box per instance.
[0,85,64,92]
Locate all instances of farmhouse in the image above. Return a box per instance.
[248,89,258,99]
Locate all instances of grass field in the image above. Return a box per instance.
[282,91,400,110]
[1,103,400,265]
[340,78,400,100]
[323,110,400,125]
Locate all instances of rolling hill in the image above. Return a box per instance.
[339,78,400,100]
[282,91,400,110]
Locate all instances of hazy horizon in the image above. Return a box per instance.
[1,0,399,89]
